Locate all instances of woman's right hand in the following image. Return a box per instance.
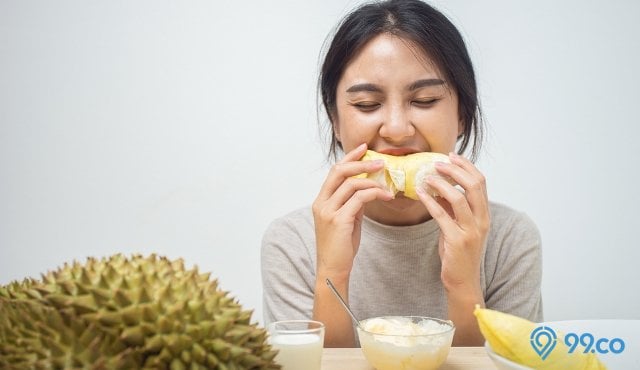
[312,143,394,281]
[312,143,393,347]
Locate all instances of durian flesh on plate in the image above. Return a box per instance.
[474,306,606,370]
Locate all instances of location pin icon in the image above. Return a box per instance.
[530,326,557,360]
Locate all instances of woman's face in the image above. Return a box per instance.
[334,33,461,158]
[333,33,462,220]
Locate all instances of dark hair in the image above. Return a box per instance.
[319,0,483,162]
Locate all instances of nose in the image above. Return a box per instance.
[378,103,415,143]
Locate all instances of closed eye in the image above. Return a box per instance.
[352,102,380,112]
[412,98,439,108]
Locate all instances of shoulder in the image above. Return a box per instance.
[261,206,315,259]
[483,202,543,321]
[262,206,314,241]
[488,201,540,241]
[485,201,542,269]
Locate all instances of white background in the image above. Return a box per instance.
[2,0,639,325]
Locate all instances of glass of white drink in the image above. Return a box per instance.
[267,320,324,370]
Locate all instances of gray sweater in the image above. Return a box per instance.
[261,202,543,326]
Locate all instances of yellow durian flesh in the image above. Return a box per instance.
[358,150,451,199]
[474,306,607,370]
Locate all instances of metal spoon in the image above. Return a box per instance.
[325,278,363,329]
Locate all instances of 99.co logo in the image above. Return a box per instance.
[564,332,625,355]
[530,326,626,359]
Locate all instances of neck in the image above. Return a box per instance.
[364,196,433,226]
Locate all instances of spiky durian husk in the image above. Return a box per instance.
[0,299,136,369]
[0,254,280,370]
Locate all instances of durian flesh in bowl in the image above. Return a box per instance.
[357,316,455,370]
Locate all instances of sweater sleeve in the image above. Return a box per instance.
[484,209,544,322]
[260,212,317,325]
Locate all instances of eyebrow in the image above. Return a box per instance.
[345,78,445,94]
[345,83,382,93]
[408,78,446,90]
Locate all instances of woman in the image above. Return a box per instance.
[261,0,542,347]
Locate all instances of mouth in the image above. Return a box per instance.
[376,148,422,156]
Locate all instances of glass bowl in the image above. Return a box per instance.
[356,316,455,370]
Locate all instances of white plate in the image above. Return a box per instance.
[484,342,532,370]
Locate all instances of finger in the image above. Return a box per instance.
[424,176,474,228]
[324,177,394,213]
[317,158,385,202]
[436,155,489,225]
[435,196,455,219]
[335,187,396,223]
[449,153,490,228]
[417,186,460,236]
[339,142,368,164]
[448,153,487,199]
[434,161,486,214]
[320,143,370,202]
[434,161,475,192]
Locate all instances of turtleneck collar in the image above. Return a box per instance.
[361,214,441,242]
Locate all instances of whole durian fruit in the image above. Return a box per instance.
[0,254,280,370]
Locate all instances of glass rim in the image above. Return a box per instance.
[268,319,325,334]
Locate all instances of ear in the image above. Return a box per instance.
[457,120,464,138]
[332,116,342,142]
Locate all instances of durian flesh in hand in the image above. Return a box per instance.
[474,306,606,370]
[357,150,453,199]
[0,254,280,370]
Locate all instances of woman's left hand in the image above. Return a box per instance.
[416,152,490,296]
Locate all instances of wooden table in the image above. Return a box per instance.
[321,347,497,370]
